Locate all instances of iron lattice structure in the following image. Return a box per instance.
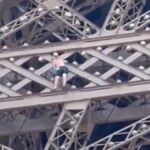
[0,0,150,149]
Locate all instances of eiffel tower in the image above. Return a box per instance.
[0,0,150,149]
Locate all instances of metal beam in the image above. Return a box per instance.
[1,101,150,136]
[20,0,104,45]
[0,80,150,110]
[0,116,56,136]
[0,144,13,150]
[0,60,52,89]
[0,32,149,59]
[101,0,145,35]
[81,115,150,150]
[45,1,100,37]
[87,50,150,80]
[119,10,150,33]
[0,0,61,41]
[44,101,89,150]
[39,2,102,144]
[0,7,48,41]
[67,64,108,86]
[40,2,149,148]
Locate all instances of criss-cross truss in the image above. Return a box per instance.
[0,31,150,149]
[0,0,150,149]
[81,115,150,150]
[44,101,89,150]
[0,31,150,150]
[101,0,146,35]
[0,32,150,98]
[120,10,150,33]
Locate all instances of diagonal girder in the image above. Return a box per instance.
[0,54,55,98]
[120,10,150,33]
[23,0,147,47]
[45,1,100,37]
[0,0,149,148]
[0,60,52,90]
[30,0,146,44]
[87,50,150,80]
[12,2,148,47]
[0,7,48,41]
[16,0,104,45]
[0,84,20,97]
[1,0,146,47]
[0,0,61,42]
[12,0,100,45]
[39,4,150,147]
[0,144,13,150]
[101,0,146,35]
[81,115,150,150]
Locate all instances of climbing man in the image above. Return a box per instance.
[52,52,69,90]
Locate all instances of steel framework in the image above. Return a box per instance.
[0,0,150,149]
[81,115,150,150]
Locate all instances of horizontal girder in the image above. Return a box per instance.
[0,32,149,59]
[0,80,150,110]
[0,102,150,136]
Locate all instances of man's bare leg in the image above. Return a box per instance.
[53,76,60,90]
[62,73,67,87]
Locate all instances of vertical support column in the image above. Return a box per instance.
[44,101,89,150]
